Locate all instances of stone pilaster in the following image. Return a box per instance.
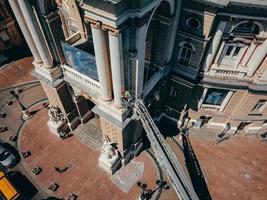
[203,21,227,72]
[247,39,267,77]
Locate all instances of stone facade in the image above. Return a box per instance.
[9,0,267,166]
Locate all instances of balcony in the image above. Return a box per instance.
[61,40,100,96]
[201,104,220,111]
[208,65,247,79]
[62,64,100,96]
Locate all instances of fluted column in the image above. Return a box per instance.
[17,0,53,68]
[91,24,113,101]
[203,21,227,72]
[247,39,267,77]
[108,31,124,108]
[8,0,42,64]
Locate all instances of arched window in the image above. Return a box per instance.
[232,21,260,35]
[178,42,195,66]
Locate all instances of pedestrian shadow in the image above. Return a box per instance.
[182,134,212,200]
[6,170,38,199]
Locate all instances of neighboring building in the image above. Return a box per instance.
[157,0,267,135]
[0,0,24,63]
[8,0,267,167]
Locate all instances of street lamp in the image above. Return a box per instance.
[9,90,32,120]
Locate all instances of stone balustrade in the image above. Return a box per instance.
[201,104,220,111]
[209,68,247,79]
[62,65,100,91]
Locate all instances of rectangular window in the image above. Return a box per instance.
[251,100,267,112]
[219,43,245,67]
[203,89,228,106]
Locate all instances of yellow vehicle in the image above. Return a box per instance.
[0,171,20,200]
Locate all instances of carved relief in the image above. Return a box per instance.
[48,106,65,123]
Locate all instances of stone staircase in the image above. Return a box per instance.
[74,118,103,150]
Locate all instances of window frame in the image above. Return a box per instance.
[218,42,247,68]
[177,41,195,67]
[251,100,267,112]
[199,88,233,112]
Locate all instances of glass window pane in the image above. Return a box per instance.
[181,48,187,57]
[225,46,233,56]
[61,42,99,81]
[233,47,241,56]
[203,89,228,106]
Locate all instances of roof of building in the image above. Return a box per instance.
[196,0,267,8]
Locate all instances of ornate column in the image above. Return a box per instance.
[8,0,42,64]
[91,23,113,101]
[247,39,267,77]
[203,21,227,72]
[17,0,53,68]
[108,30,124,108]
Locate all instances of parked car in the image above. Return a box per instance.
[0,144,16,168]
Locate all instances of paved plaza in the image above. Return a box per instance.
[0,58,177,199]
[188,127,267,200]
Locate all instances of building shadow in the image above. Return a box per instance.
[181,134,212,200]
[157,115,179,138]
[6,171,38,199]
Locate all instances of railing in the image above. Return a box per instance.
[209,69,246,79]
[62,64,100,91]
[134,99,199,200]
[201,104,220,111]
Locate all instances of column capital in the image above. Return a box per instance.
[108,30,120,37]
[103,25,120,36]
[90,21,102,29]
[84,16,101,28]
